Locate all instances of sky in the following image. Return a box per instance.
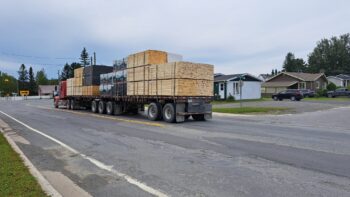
[0,0,349,79]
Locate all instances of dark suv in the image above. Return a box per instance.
[300,89,315,97]
[272,89,303,101]
[327,88,350,98]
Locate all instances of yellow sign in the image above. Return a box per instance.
[20,90,30,96]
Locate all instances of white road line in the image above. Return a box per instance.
[0,110,169,197]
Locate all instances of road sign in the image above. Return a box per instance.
[20,90,29,96]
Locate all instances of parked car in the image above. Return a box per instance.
[300,89,315,97]
[272,89,303,101]
[327,88,350,98]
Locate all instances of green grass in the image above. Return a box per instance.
[213,107,289,114]
[304,97,350,101]
[0,133,48,197]
[212,98,270,104]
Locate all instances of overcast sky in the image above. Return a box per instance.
[0,0,349,78]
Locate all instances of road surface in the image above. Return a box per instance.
[1,99,350,197]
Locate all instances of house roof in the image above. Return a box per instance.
[262,81,298,87]
[38,85,56,94]
[258,74,272,80]
[214,73,261,82]
[336,74,350,80]
[266,72,325,82]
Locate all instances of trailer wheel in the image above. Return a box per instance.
[91,100,98,113]
[163,103,176,123]
[106,101,114,115]
[67,100,71,110]
[114,103,123,115]
[192,114,205,121]
[98,101,106,114]
[147,102,162,121]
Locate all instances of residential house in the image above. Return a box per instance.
[262,72,328,96]
[327,74,350,87]
[38,85,57,96]
[214,73,262,100]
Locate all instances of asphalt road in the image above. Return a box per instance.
[1,99,350,197]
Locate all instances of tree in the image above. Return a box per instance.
[282,52,306,72]
[308,33,350,75]
[271,69,275,75]
[0,72,18,96]
[18,64,28,91]
[80,47,90,66]
[60,63,71,80]
[28,67,37,95]
[36,69,49,85]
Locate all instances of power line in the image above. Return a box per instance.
[1,52,79,60]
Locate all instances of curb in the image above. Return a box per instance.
[0,119,62,197]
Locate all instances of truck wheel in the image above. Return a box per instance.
[91,100,98,113]
[67,100,71,110]
[106,101,114,115]
[192,114,205,121]
[70,99,77,110]
[114,103,123,115]
[98,101,106,114]
[147,102,162,121]
[163,103,176,123]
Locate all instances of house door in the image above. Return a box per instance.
[219,82,225,99]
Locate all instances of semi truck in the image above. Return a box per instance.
[54,50,213,123]
[54,81,212,123]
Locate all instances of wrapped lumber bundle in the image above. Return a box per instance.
[100,70,127,96]
[83,65,113,86]
[82,86,100,96]
[127,61,213,96]
[127,50,183,68]
[67,67,84,96]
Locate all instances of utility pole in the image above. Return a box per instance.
[90,56,93,66]
[239,74,245,108]
[93,52,96,65]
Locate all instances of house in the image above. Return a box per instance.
[214,73,262,100]
[262,72,328,96]
[258,74,272,82]
[38,85,57,96]
[327,74,350,87]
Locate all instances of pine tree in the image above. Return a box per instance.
[80,47,90,67]
[28,67,37,95]
[18,64,28,91]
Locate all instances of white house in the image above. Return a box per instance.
[214,73,262,100]
[327,74,350,87]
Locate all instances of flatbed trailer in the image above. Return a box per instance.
[54,82,212,123]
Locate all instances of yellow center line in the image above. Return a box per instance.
[25,104,165,127]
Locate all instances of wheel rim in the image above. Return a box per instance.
[291,96,295,101]
[149,105,156,118]
[164,107,172,120]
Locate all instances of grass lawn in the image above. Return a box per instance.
[0,133,48,197]
[213,107,289,114]
[212,98,270,104]
[304,97,350,101]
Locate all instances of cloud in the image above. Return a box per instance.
[0,0,349,78]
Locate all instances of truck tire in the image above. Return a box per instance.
[98,101,106,114]
[106,101,114,115]
[91,100,98,113]
[70,99,76,110]
[192,114,205,121]
[67,99,71,110]
[163,103,176,123]
[114,103,123,115]
[147,102,162,121]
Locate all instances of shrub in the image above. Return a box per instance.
[316,89,328,97]
[327,83,337,91]
[227,94,235,101]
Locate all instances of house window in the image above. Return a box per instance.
[299,82,306,89]
[315,81,320,89]
[233,82,240,94]
[220,83,224,91]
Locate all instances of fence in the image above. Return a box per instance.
[0,95,52,101]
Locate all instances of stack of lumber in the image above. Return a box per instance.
[82,86,99,96]
[127,61,213,96]
[66,67,84,96]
